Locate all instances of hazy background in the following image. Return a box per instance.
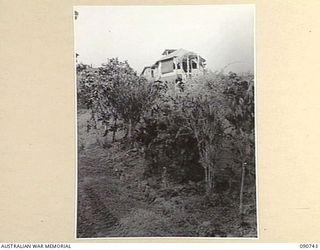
[74,5,254,74]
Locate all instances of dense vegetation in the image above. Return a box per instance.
[77,59,257,237]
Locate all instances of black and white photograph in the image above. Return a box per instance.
[75,5,256,238]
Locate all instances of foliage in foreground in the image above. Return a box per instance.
[77,59,255,215]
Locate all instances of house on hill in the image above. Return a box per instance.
[141,48,206,83]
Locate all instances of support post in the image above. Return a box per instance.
[159,61,162,77]
[173,57,177,72]
[186,56,190,77]
[239,162,246,214]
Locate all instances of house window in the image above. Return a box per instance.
[161,59,174,74]
[192,61,197,69]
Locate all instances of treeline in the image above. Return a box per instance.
[77,59,255,214]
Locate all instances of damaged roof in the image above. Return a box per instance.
[161,49,177,55]
[141,65,152,75]
[156,48,206,63]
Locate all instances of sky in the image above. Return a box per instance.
[74,5,254,74]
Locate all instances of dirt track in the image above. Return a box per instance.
[76,110,257,238]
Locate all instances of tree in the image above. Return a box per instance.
[182,73,229,194]
[78,58,161,144]
[136,72,230,193]
[224,72,255,214]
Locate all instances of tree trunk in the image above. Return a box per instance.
[204,165,215,195]
[208,165,215,194]
[128,119,132,139]
[112,118,117,142]
[103,127,109,137]
[239,163,246,214]
[204,166,209,195]
[209,166,214,190]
